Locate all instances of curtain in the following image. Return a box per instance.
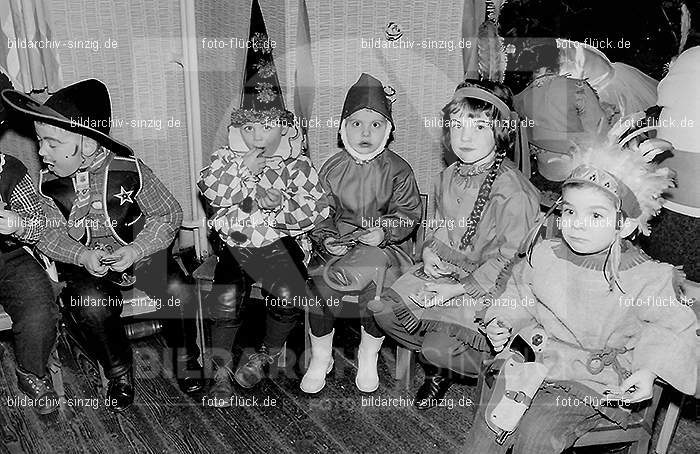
[293,0,314,140]
[0,0,62,92]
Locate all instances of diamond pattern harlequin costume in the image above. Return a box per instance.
[198,0,330,393]
[198,144,329,248]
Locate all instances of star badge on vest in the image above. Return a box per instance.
[114,186,134,205]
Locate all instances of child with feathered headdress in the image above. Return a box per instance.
[463,123,697,453]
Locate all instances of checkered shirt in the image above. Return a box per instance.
[38,150,182,265]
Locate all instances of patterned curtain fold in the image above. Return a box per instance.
[293,0,314,140]
[0,0,62,92]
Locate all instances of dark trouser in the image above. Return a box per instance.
[207,237,307,367]
[0,248,59,377]
[464,385,603,454]
[640,207,700,282]
[59,246,200,379]
[307,277,383,338]
[374,308,482,377]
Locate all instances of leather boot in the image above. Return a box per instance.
[16,368,59,415]
[203,361,234,407]
[234,345,278,389]
[300,329,334,394]
[175,357,205,394]
[106,368,134,412]
[414,363,453,410]
[355,327,384,393]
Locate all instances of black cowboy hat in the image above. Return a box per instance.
[1,78,133,156]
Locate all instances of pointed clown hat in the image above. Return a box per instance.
[229,0,294,129]
[227,0,303,160]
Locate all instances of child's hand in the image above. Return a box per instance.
[422,247,450,278]
[242,148,266,175]
[213,147,236,163]
[79,249,109,277]
[0,209,21,235]
[258,188,284,210]
[358,227,384,247]
[486,317,512,352]
[104,245,139,272]
[619,369,656,403]
[323,237,348,256]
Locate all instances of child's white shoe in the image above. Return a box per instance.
[355,326,384,393]
[300,329,334,394]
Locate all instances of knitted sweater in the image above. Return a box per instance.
[486,238,697,396]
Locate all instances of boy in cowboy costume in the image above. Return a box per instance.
[2,79,205,412]
[197,0,329,401]
[0,73,60,415]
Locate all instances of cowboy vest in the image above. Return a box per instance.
[0,154,27,253]
[39,154,146,253]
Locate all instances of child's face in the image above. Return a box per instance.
[449,110,496,164]
[238,122,285,157]
[344,108,389,154]
[35,122,90,177]
[560,185,620,254]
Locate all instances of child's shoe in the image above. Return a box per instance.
[106,368,135,412]
[234,345,277,389]
[205,362,234,407]
[16,368,59,415]
[414,364,453,410]
[355,327,384,392]
[300,329,334,394]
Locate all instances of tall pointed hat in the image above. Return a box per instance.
[229,0,293,128]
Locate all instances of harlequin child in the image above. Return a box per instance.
[197,0,329,403]
[0,72,59,414]
[374,79,540,409]
[301,73,422,394]
[2,79,205,412]
[466,137,697,454]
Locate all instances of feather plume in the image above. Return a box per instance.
[569,143,675,235]
[477,20,506,83]
[679,3,691,55]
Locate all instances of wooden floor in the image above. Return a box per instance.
[0,320,697,454]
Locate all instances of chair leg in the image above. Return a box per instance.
[656,397,683,454]
[394,346,414,388]
[277,342,287,368]
[627,433,651,454]
[195,279,212,379]
[99,363,109,396]
[304,310,311,370]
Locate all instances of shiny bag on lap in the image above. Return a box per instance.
[322,243,412,293]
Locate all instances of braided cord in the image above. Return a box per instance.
[458,149,506,250]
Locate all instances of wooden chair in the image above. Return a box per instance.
[571,382,663,454]
[477,357,678,454]
[392,193,428,388]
